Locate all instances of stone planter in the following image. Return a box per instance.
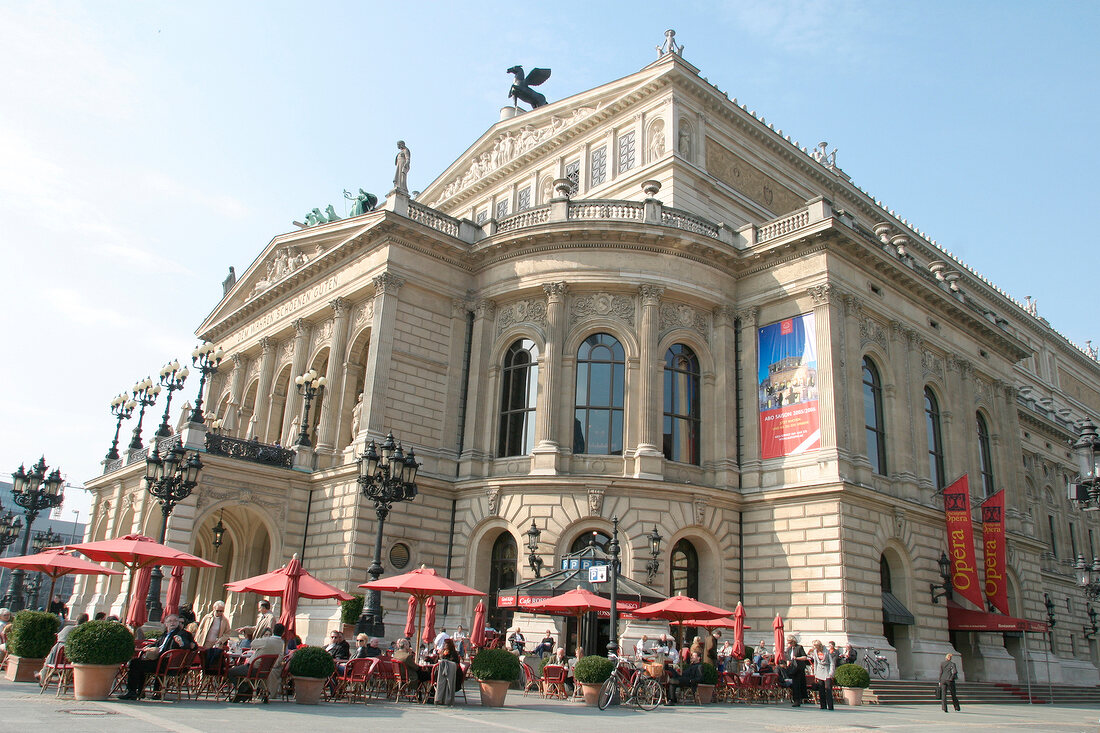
[293,675,327,704]
[696,683,715,704]
[4,656,44,683]
[72,663,120,700]
[478,679,511,707]
[841,687,865,706]
[580,682,603,706]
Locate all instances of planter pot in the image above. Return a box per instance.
[580,682,603,706]
[696,683,715,704]
[478,679,511,707]
[72,663,120,701]
[841,687,865,706]
[4,656,44,683]
[293,675,327,704]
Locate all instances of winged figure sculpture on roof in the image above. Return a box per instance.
[507,65,551,109]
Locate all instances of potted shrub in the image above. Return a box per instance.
[696,662,719,703]
[4,611,59,682]
[834,663,871,705]
[340,595,363,639]
[65,621,135,700]
[573,655,614,706]
[469,648,521,707]
[287,645,335,704]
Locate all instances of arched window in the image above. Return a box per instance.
[862,357,887,475]
[669,539,699,599]
[663,344,701,464]
[924,387,946,490]
[488,532,518,632]
[977,412,995,497]
[573,333,625,455]
[498,339,540,457]
[879,555,892,593]
[569,531,611,554]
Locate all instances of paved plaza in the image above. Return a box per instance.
[1,682,1097,733]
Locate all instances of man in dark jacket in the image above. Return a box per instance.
[324,630,351,660]
[939,653,960,712]
[118,614,196,700]
[783,635,810,707]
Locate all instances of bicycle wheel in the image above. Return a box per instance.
[875,661,890,680]
[597,675,617,710]
[634,677,663,711]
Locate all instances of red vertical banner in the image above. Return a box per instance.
[942,475,985,609]
[981,490,1009,615]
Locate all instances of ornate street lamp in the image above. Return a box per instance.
[154,360,189,438]
[355,431,419,636]
[29,526,61,611]
[930,551,953,604]
[607,515,621,658]
[1070,420,1100,511]
[645,525,663,584]
[0,511,23,550]
[188,342,224,425]
[7,457,65,610]
[1074,554,1100,601]
[127,377,161,450]
[33,526,61,553]
[1085,604,1098,641]
[525,520,544,577]
[294,369,327,447]
[211,509,226,551]
[105,392,136,461]
[143,442,203,622]
[1044,592,1057,650]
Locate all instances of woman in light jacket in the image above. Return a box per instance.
[810,640,835,710]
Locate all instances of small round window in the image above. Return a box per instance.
[389,542,411,570]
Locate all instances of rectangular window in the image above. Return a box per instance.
[1070,522,1078,560]
[565,160,580,195]
[590,146,607,187]
[517,187,531,211]
[476,210,488,225]
[1089,529,1095,559]
[1048,515,1058,558]
[618,131,636,172]
[496,199,509,219]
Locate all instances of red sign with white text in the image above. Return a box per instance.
[981,490,1008,615]
[943,475,984,609]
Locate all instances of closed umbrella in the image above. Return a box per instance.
[164,566,185,619]
[126,566,152,627]
[732,601,747,659]
[470,599,487,648]
[772,614,786,664]
[403,595,417,639]
[277,555,302,642]
[422,596,437,646]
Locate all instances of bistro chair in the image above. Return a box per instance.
[233,653,278,703]
[38,645,73,698]
[143,648,196,701]
[759,672,782,703]
[334,658,376,703]
[540,664,568,700]
[520,661,540,696]
[195,652,231,700]
[390,660,421,703]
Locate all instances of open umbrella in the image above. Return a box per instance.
[126,566,153,627]
[164,566,185,618]
[422,597,437,646]
[732,601,747,659]
[772,614,786,664]
[226,553,352,642]
[403,595,417,639]
[525,586,627,653]
[0,549,121,610]
[632,592,733,647]
[469,599,487,648]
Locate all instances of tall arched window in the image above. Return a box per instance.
[498,339,540,457]
[488,532,518,632]
[574,333,625,455]
[570,531,611,554]
[663,344,701,464]
[669,539,699,599]
[863,357,887,475]
[977,412,995,496]
[924,387,946,490]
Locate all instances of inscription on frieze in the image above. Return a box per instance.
[228,276,340,347]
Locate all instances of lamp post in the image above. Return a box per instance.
[143,442,203,622]
[1070,420,1100,511]
[1085,604,1098,641]
[127,377,161,450]
[645,526,663,584]
[930,551,953,604]
[1074,554,1100,601]
[1044,592,1057,650]
[30,527,61,610]
[211,509,226,552]
[355,432,419,636]
[294,369,327,447]
[607,514,621,658]
[187,342,224,425]
[0,511,23,605]
[525,520,544,577]
[7,458,65,610]
[154,361,189,438]
[105,392,135,460]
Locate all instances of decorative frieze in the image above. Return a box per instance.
[659,302,710,343]
[354,300,375,329]
[859,317,889,353]
[570,292,635,327]
[921,349,945,380]
[496,298,547,335]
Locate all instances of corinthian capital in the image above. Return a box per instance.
[372,272,405,295]
[542,281,567,301]
[476,299,497,319]
[638,283,665,305]
[808,283,834,305]
[329,297,350,318]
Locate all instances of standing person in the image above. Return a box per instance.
[195,601,232,671]
[393,141,411,192]
[705,629,721,667]
[827,640,840,667]
[939,653,960,712]
[810,640,835,710]
[433,627,451,652]
[452,625,469,658]
[783,635,810,707]
[238,600,274,639]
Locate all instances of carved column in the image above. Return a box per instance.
[808,285,840,453]
[316,297,351,454]
[886,321,917,484]
[221,353,248,435]
[532,282,566,474]
[460,299,496,472]
[360,273,404,436]
[254,337,276,442]
[634,283,665,478]
[281,318,312,443]
[736,306,761,480]
[711,305,737,488]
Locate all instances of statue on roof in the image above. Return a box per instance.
[222,266,236,296]
[507,66,551,110]
[393,141,411,193]
[656,29,684,57]
[344,188,378,217]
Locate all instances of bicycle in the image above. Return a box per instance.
[598,655,663,711]
[861,647,890,679]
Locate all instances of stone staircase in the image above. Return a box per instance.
[868,680,1100,705]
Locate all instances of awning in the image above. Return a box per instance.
[946,601,1048,633]
[881,591,915,625]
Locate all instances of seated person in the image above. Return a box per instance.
[758,654,775,674]
[440,638,465,686]
[634,634,651,659]
[452,625,469,658]
[666,651,705,704]
[392,638,432,684]
[226,623,286,702]
[117,614,196,700]
[507,627,526,653]
[324,629,350,660]
[231,627,254,653]
[533,630,555,657]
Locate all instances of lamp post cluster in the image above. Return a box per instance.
[106,393,136,460]
[26,527,62,610]
[294,369,327,447]
[1074,555,1100,602]
[356,432,420,636]
[929,551,953,604]
[7,458,65,610]
[1070,420,1100,510]
[127,377,161,450]
[154,360,189,438]
[143,442,203,622]
[188,342,224,425]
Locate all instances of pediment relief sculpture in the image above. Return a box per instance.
[247,244,322,301]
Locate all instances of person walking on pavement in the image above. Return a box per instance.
[939,653,961,712]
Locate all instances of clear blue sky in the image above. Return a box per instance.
[2,2,1097,519]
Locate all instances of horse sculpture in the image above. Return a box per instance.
[507,65,551,109]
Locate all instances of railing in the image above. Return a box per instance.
[407,201,461,238]
[756,207,810,244]
[103,458,123,474]
[661,207,720,238]
[205,433,294,469]
[498,205,551,233]
[568,200,645,221]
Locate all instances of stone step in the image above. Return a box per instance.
[867,680,1100,705]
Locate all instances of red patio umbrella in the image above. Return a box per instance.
[732,601,747,659]
[403,595,417,639]
[772,614,786,664]
[632,592,733,647]
[0,549,121,611]
[469,599,487,648]
[126,566,152,627]
[422,596,437,646]
[164,566,185,618]
[525,586,622,652]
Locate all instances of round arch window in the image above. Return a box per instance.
[389,542,411,570]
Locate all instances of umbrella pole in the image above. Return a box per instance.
[416,596,425,664]
[46,575,58,610]
[121,567,135,622]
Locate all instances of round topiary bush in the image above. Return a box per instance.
[469,647,522,682]
[65,620,135,665]
[834,663,871,688]
[700,661,719,685]
[287,645,336,679]
[340,595,364,626]
[6,610,60,659]
[573,655,614,684]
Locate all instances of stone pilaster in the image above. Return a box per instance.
[711,305,737,488]
[842,294,870,472]
[532,282,567,474]
[222,353,247,435]
[633,283,665,478]
[736,306,761,485]
[315,297,352,455]
[442,299,471,460]
[808,285,840,455]
[254,337,276,442]
[459,299,496,475]
[360,273,404,437]
[281,318,312,443]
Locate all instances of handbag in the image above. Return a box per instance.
[142,647,159,661]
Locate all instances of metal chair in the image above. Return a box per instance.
[391,659,421,703]
[231,653,278,703]
[39,644,73,698]
[334,658,376,703]
[541,664,568,699]
[143,648,196,701]
[195,651,231,700]
[521,661,540,696]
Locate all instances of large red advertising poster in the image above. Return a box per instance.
[758,313,820,459]
[943,475,985,610]
[981,490,1009,615]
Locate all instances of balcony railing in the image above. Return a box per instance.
[205,433,294,469]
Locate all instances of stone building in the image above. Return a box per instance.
[75,38,1100,684]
